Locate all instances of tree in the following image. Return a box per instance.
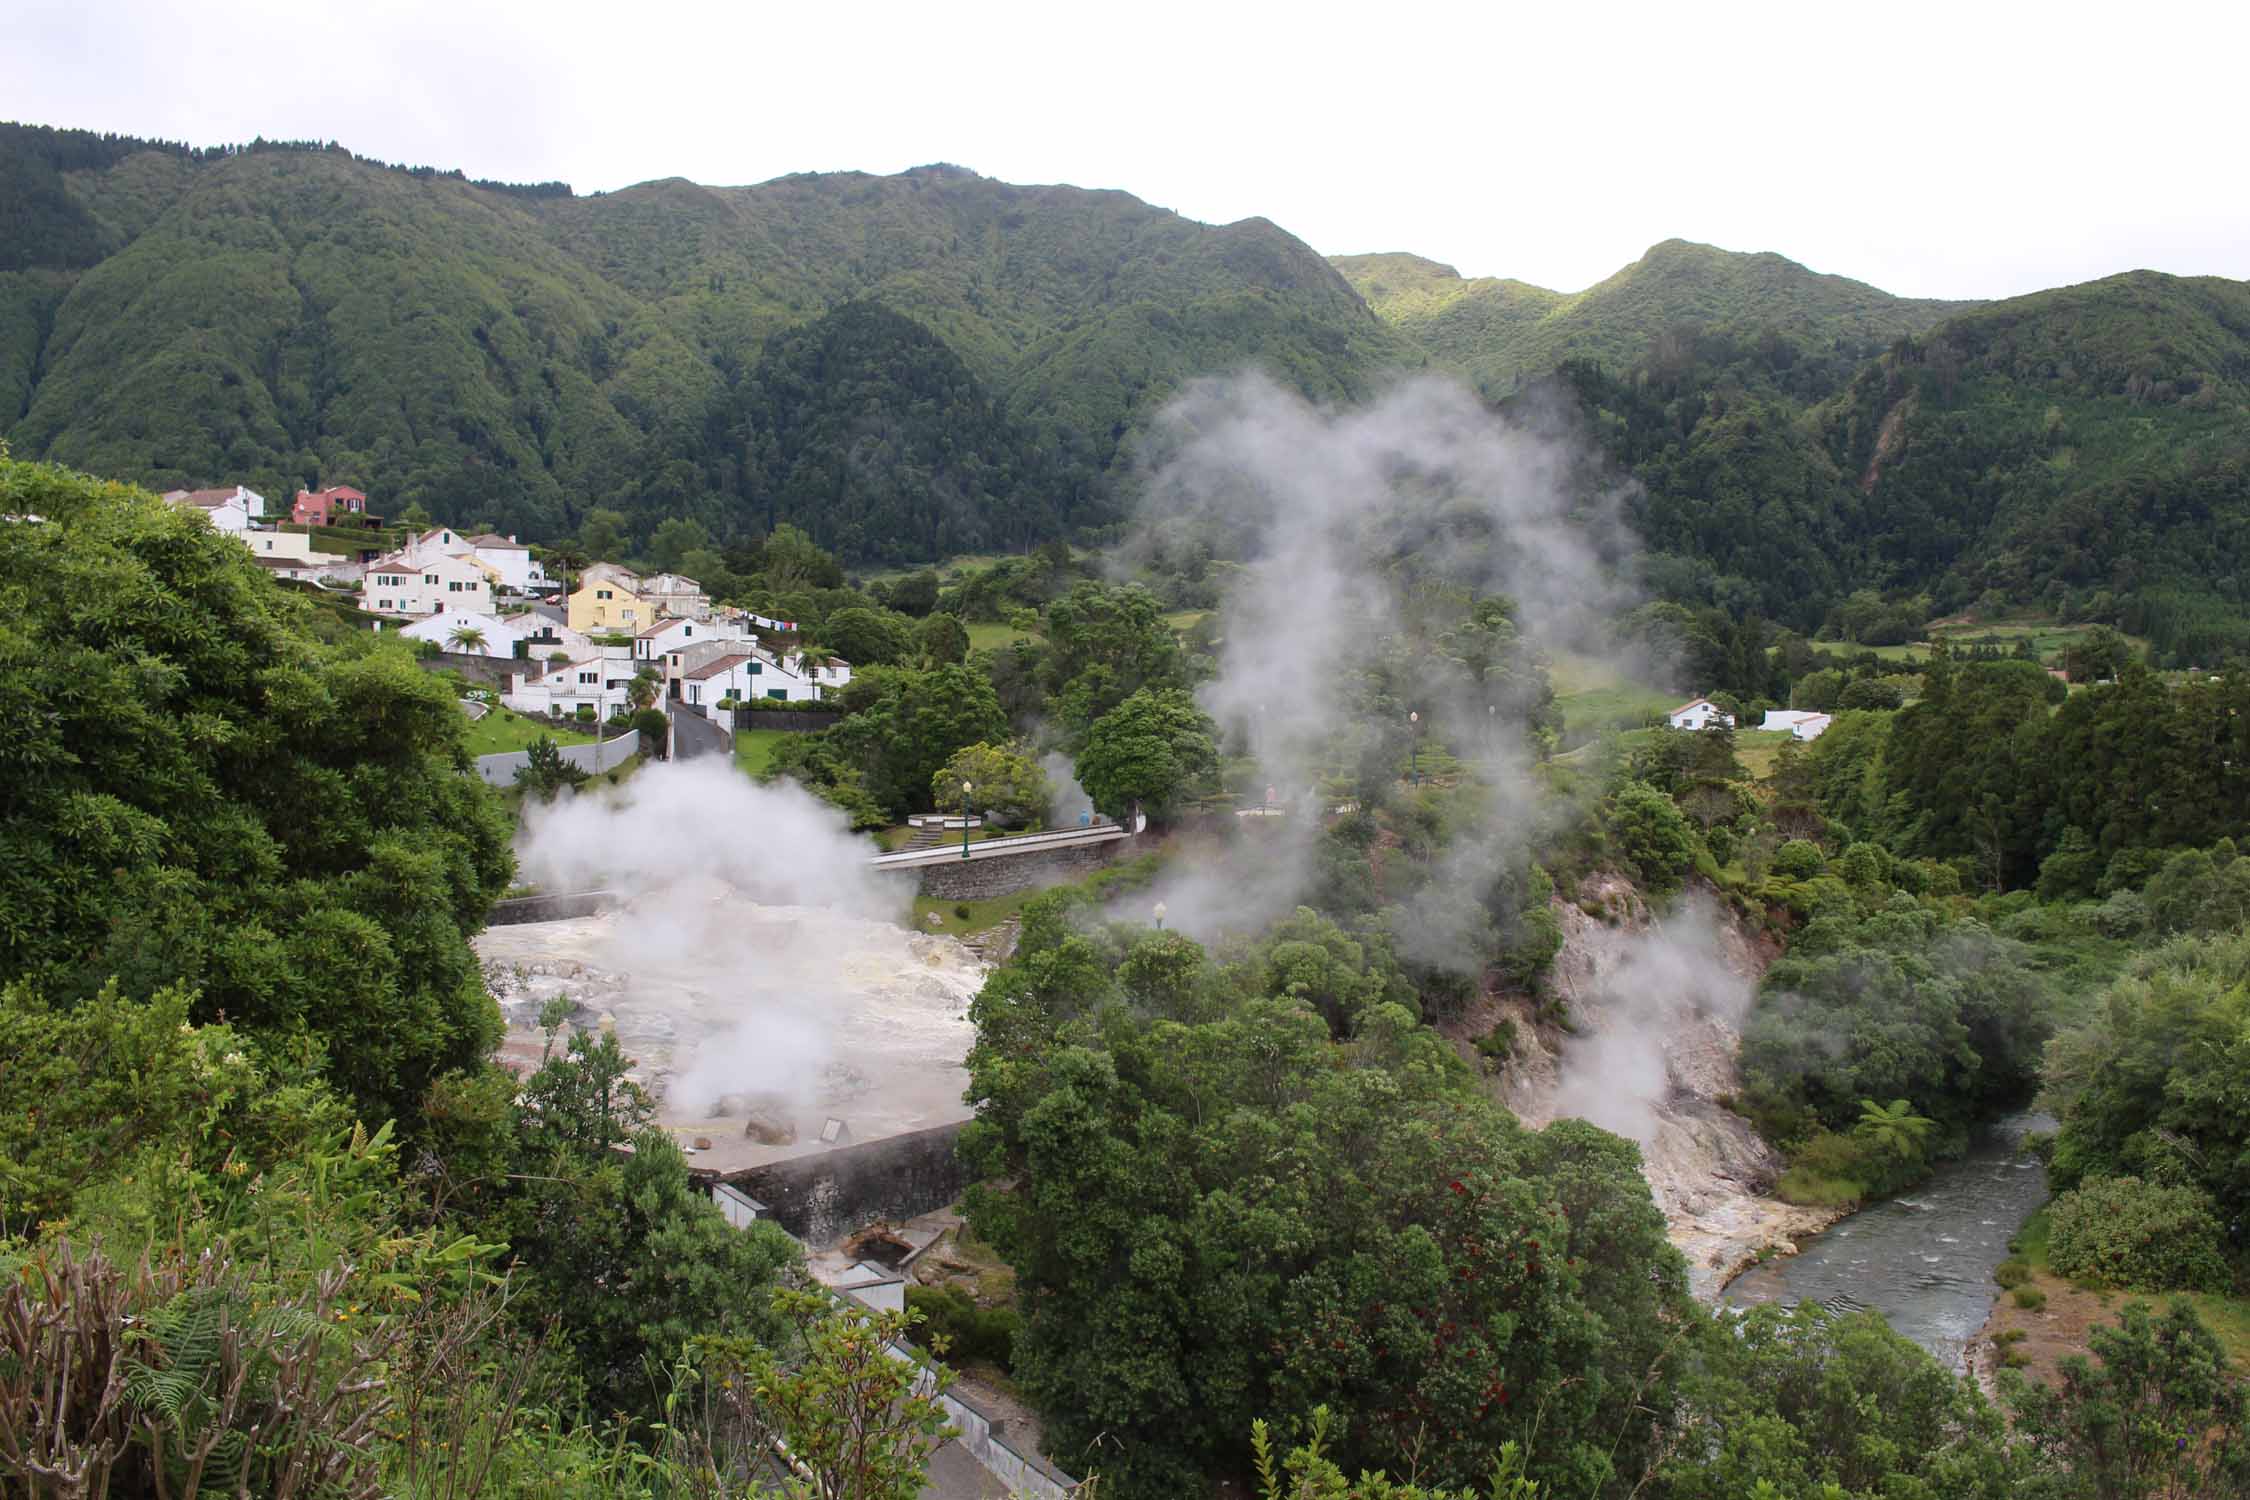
[932,742,1052,829]
[446,623,488,653]
[1038,581,1186,741]
[2006,1299,2250,1499]
[916,611,970,666]
[648,516,712,574]
[578,506,628,562]
[1852,1098,1937,1166]
[822,606,916,668]
[1605,780,1696,894]
[1074,687,1219,820]
[0,461,514,1127]
[514,735,589,801]
[821,664,1009,817]
[628,668,662,711]
[887,568,940,617]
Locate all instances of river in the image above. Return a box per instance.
[1721,1113,2053,1370]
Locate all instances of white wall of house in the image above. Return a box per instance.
[468,537,545,592]
[361,552,494,616]
[242,529,330,564]
[502,655,636,722]
[1668,699,1734,731]
[401,609,528,658]
[680,651,828,707]
[200,499,252,533]
[1759,709,1834,741]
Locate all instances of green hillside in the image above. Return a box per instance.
[1336,239,1971,396]
[1555,270,2250,660]
[0,126,1413,553]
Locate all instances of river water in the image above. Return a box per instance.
[1721,1113,2053,1369]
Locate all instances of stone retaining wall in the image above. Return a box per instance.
[905,842,1118,900]
[730,708,842,733]
[487,889,619,925]
[715,1122,969,1247]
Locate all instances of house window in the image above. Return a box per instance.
[767,689,786,701]
[683,626,693,638]
[448,581,463,592]
[688,685,700,704]
[578,672,596,685]
[424,574,437,584]
[596,589,612,600]
[747,661,762,675]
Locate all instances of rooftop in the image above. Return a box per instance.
[684,652,754,681]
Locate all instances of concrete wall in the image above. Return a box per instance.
[905,841,1118,901]
[729,707,842,733]
[417,651,523,688]
[720,1122,970,1247]
[926,1382,1081,1498]
[487,889,618,925]
[670,706,732,761]
[473,731,643,786]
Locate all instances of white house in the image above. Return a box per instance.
[250,555,322,583]
[1759,709,1834,741]
[504,611,595,664]
[400,609,529,658]
[1667,697,1734,732]
[639,571,711,621]
[164,485,264,533]
[669,640,842,707]
[464,533,549,593]
[633,615,755,662]
[361,551,496,616]
[502,652,639,722]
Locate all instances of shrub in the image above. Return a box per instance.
[1474,1020,1517,1065]
[1994,1327,2027,1346]
[1773,838,1827,880]
[1994,1260,2031,1289]
[904,1284,1019,1371]
[2047,1176,2231,1291]
[2002,1348,2031,1368]
[1775,1129,1873,1206]
[953,903,972,920]
[2013,1287,2048,1311]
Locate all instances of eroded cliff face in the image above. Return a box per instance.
[1481,875,1839,1299]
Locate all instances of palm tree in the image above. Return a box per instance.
[628,669,660,712]
[447,624,488,653]
[1853,1098,1937,1164]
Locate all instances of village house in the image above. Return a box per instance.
[664,638,842,706]
[249,555,323,583]
[463,533,550,594]
[163,485,265,533]
[1759,709,1834,741]
[1667,697,1735,731]
[638,570,711,620]
[503,610,595,664]
[502,649,639,722]
[568,563,654,633]
[632,614,756,662]
[361,550,496,616]
[290,485,374,527]
[400,609,529,658]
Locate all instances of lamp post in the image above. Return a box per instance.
[1154,901,1167,931]
[1487,703,1496,758]
[1409,710,1421,785]
[961,781,974,859]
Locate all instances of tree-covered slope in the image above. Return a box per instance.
[1553,269,2250,657]
[1337,239,1971,396]
[0,126,1414,551]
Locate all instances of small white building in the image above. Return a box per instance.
[1759,709,1835,741]
[502,652,639,722]
[463,533,549,593]
[504,611,595,664]
[165,485,264,533]
[400,609,529,659]
[671,642,842,707]
[361,551,496,616]
[1667,697,1735,732]
[640,571,711,621]
[633,615,744,662]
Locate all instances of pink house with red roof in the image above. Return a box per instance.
[291,485,375,527]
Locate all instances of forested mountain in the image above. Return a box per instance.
[0,124,1412,555]
[1334,239,1971,396]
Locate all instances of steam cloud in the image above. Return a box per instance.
[506,763,975,1133]
[1123,371,1635,951]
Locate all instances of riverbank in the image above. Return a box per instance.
[1723,1114,2054,1370]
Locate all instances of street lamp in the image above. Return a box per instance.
[1153,901,1167,931]
[961,781,974,859]
[1487,703,1496,758]
[1409,710,1421,785]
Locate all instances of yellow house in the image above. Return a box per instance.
[568,565,651,632]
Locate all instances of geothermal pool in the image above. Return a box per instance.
[476,876,987,1176]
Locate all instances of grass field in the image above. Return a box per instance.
[966,620,1035,652]
[1732,730,1799,780]
[1550,652,1678,744]
[1163,609,1209,633]
[1806,618,2155,667]
[732,727,787,777]
[910,884,1043,939]
[461,707,595,757]
[1984,1205,2250,1384]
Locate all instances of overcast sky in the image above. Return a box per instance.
[7,0,2243,300]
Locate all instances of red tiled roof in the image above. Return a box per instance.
[1670,697,1717,716]
[466,532,519,548]
[179,487,243,507]
[684,653,752,681]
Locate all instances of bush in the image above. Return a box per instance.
[2047,1176,2231,1291]
[2013,1287,2047,1311]
[904,1284,1019,1371]
[1775,1129,1873,1205]
[1994,1260,2031,1289]
[954,903,972,920]
[1474,1020,1517,1065]
[1994,1327,2027,1345]
[1773,838,1827,880]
